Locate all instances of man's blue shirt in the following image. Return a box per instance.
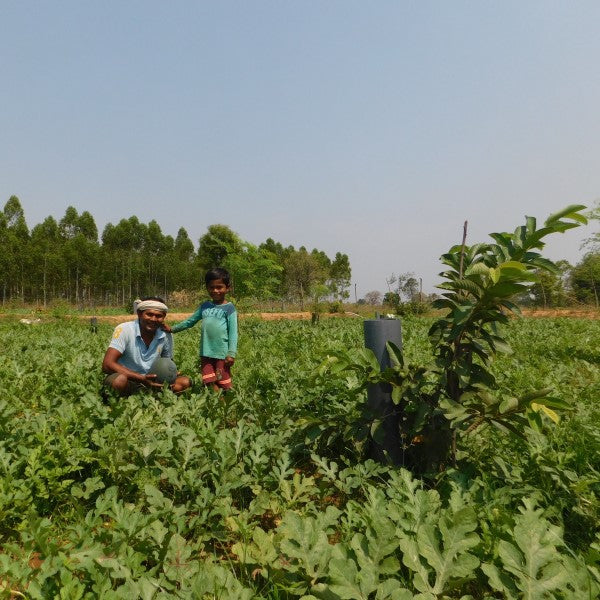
[108,319,173,374]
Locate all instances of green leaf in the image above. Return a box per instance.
[498,397,518,414]
[400,507,480,595]
[279,512,333,581]
[488,335,512,354]
[375,580,414,599]
[499,260,528,272]
[439,279,483,296]
[327,543,378,599]
[529,396,571,410]
[486,281,528,297]
[493,499,570,598]
[544,204,587,226]
[386,341,404,368]
[464,262,490,277]
[530,403,560,424]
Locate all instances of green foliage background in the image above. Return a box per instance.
[0,316,598,598]
[0,196,352,308]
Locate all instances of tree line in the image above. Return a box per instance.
[0,196,351,309]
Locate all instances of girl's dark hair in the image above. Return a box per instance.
[205,268,230,286]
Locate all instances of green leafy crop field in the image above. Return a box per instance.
[0,316,598,598]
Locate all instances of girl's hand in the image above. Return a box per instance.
[161,324,172,333]
[225,356,235,366]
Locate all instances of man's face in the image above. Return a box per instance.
[207,279,229,304]
[138,309,166,333]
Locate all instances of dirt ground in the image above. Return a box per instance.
[88,311,340,325]
[520,308,599,319]
[83,308,599,325]
[4,308,597,325]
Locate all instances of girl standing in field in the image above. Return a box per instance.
[163,268,238,391]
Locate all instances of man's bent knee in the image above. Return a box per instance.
[103,373,133,396]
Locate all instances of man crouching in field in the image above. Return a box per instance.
[102,297,192,396]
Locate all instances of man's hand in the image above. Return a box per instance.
[143,373,164,389]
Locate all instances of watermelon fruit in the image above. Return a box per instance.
[149,357,178,384]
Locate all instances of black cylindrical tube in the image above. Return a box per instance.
[363,318,403,465]
[363,318,402,369]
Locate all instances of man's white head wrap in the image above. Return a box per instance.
[137,300,168,313]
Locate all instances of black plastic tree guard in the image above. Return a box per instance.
[363,317,403,465]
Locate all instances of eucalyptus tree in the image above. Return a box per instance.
[143,220,169,293]
[171,227,198,291]
[100,217,146,304]
[328,252,352,301]
[0,208,8,303]
[59,207,99,304]
[1,196,30,301]
[30,217,63,306]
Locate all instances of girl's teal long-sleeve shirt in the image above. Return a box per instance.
[171,301,238,359]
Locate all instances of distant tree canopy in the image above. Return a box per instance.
[0,196,352,307]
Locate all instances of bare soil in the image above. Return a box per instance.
[88,311,347,325]
[83,308,599,325]
[520,308,600,319]
[4,308,597,325]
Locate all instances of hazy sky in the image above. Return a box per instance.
[2,2,599,297]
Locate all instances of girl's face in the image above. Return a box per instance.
[207,279,229,304]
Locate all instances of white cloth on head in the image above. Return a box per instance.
[137,300,168,313]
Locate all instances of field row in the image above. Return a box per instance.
[0,316,598,598]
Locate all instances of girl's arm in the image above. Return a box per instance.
[226,310,238,360]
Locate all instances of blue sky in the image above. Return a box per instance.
[2,2,599,297]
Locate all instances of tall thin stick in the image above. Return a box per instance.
[452,220,468,468]
[459,221,468,278]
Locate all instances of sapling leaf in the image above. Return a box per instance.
[499,397,518,414]
[464,262,490,277]
[518,387,552,402]
[544,204,587,225]
[386,341,404,368]
[530,403,560,424]
[525,215,536,235]
[529,396,570,410]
